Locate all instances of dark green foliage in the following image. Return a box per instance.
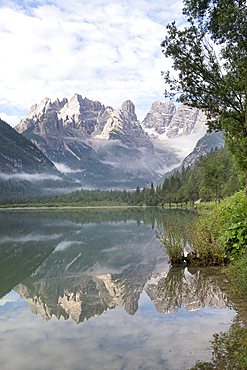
[188,208,225,264]
[0,118,56,174]
[160,147,243,206]
[157,189,247,266]
[217,190,247,261]
[197,149,224,201]
[230,254,247,299]
[189,326,247,369]
[156,219,186,263]
[222,218,247,260]
[161,0,247,191]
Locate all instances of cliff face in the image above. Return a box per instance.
[15,97,68,134]
[94,100,152,150]
[15,95,181,188]
[14,263,228,323]
[14,95,219,188]
[142,101,207,139]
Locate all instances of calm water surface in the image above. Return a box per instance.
[0,208,245,370]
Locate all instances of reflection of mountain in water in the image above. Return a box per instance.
[15,229,228,323]
[15,264,229,323]
[145,267,228,314]
[15,263,156,323]
[0,208,228,323]
[15,220,167,322]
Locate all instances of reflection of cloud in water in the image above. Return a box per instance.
[0,233,62,243]
[1,286,235,370]
[0,291,20,306]
[85,263,134,276]
[44,220,83,228]
[53,241,86,252]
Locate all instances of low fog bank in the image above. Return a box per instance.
[0,173,62,182]
[152,129,207,161]
[53,163,85,174]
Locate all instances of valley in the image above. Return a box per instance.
[12,93,215,189]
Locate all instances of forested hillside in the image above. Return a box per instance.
[1,146,244,207]
[0,119,78,200]
[0,118,56,174]
[158,147,243,206]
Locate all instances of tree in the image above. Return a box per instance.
[134,186,141,204]
[184,172,198,204]
[161,0,247,193]
[196,148,224,201]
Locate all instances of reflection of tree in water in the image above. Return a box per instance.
[145,267,228,314]
[185,269,247,370]
[188,319,247,370]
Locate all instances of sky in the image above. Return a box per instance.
[0,0,187,127]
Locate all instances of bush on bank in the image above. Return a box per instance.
[157,191,247,274]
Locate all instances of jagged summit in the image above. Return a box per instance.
[15,97,68,134]
[142,100,206,139]
[13,94,209,188]
[94,99,146,145]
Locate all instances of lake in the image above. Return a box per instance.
[0,207,245,370]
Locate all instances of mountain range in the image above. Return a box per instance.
[13,93,214,189]
[0,93,225,193]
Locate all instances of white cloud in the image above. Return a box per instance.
[0,173,62,181]
[0,112,22,126]
[0,0,186,126]
[53,162,85,174]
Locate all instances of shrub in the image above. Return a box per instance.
[217,190,247,261]
[157,190,247,266]
[221,218,247,260]
[229,254,247,298]
[189,326,247,369]
[188,207,225,265]
[219,190,247,225]
[156,219,186,264]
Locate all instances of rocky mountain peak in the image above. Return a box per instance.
[15,97,51,133]
[142,101,176,135]
[57,94,105,135]
[142,101,206,139]
[151,100,176,115]
[95,99,143,142]
[15,97,68,134]
[48,97,68,111]
[121,100,137,121]
[12,94,188,187]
